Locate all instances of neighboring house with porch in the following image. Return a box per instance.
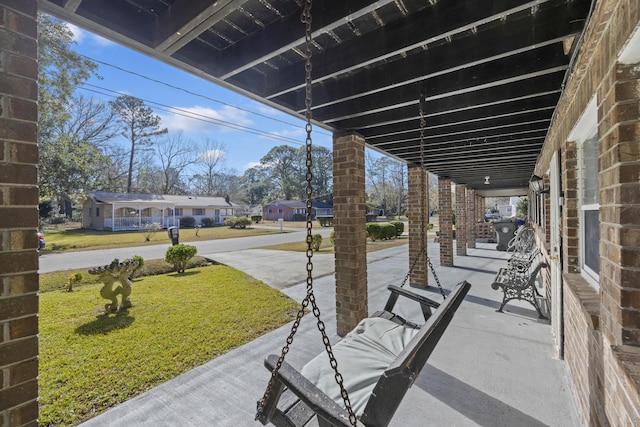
[82,191,237,231]
[262,200,333,221]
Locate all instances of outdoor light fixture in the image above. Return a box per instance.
[484,176,490,185]
[529,175,548,194]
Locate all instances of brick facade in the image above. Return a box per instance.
[455,184,467,256]
[535,0,640,424]
[0,1,39,426]
[438,178,453,266]
[332,133,368,336]
[407,165,428,288]
[466,188,476,249]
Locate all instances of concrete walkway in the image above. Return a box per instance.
[79,243,581,427]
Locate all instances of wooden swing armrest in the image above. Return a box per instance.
[261,354,353,427]
[387,285,441,309]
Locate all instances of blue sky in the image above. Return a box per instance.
[65,22,338,174]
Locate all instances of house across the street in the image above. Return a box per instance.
[262,200,333,221]
[82,191,237,231]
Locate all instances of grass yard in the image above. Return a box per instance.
[38,265,299,426]
[259,235,411,253]
[41,223,284,253]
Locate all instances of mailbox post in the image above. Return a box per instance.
[168,226,179,245]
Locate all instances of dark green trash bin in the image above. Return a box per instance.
[492,221,517,251]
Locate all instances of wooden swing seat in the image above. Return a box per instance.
[257,281,471,427]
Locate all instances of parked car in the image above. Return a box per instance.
[37,232,45,250]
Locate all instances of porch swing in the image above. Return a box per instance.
[255,2,471,426]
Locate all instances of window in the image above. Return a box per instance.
[569,97,599,288]
[193,208,205,216]
[96,208,100,217]
[579,131,600,283]
[175,208,183,216]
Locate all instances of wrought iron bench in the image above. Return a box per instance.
[256,281,471,427]
[491,249,548,319]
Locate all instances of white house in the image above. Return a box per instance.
[82,191,237,231]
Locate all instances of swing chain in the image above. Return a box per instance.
[398,93,446,299]
[257,2,357,425]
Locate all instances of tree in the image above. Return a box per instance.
[155,132,198,194]
[193,139,227,196]
[240,166,270,205]
[298,145,333,203]
[37,14,104,215]
[39,95,118,212]
[110,95,167,193]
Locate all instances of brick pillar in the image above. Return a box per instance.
[477,195,484,222]
[0,1,39,425]
[599,63,640,346]
[333,133,367,336]
[455,184,467,256]
[562,141,579,274]
[467,188,476,248]
[438,178,453,266]
[407,165,428,288]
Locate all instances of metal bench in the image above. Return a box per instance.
[491,250,548,319]
[256,281,471,427]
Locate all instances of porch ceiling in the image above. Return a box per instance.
[39,0,592,194]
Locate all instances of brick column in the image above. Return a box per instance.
[466,188,476,248]
[476,195,484,222]
[438,178,453,266]
[455,184,467,256]
[0,1,39,425]
[333,133,367,336]
[407,165,428,288]
[562,141,579,274]
[599,63,640,346]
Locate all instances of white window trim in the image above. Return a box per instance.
[571,96,599,289]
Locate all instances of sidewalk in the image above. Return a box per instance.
[79,243,580,427]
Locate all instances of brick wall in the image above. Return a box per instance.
[408,165,428,288]
[0,1,39,426]
[332,133,367,336]
[535,0,640,424]
[455,184,466,256]
[438,178,453,266]
[466,188,476,248]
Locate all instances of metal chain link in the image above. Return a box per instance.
[257,2,358,424]
[402,94,446,300]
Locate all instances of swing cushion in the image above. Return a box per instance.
[300,317,420,416]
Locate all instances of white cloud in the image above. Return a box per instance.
[198,149,226,162]
[244,161,261,170]
[65,23,115,47]
[160,105,253,134]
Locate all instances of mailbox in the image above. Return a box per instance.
[168,226,179,245]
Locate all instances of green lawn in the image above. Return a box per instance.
[40,223,284,253]
[38,265,299,426]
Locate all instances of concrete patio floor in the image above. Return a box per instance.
[79,243,581,427]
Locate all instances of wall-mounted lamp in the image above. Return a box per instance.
[529,175,549,194]
[484,176,490,185]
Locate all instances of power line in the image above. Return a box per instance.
[79,84,306,146]
[79,53,332,137]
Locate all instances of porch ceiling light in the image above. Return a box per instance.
[530,175,546,193]
[484,176,490,185]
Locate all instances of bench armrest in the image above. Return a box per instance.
[261,354,353,427]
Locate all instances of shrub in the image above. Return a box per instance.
[66,272,83,292]
[143,222,161,241]
[123,255,145,278]
[224,216,252,229]
[366,222,382,241]
[329,230,335,245]
[201,217,214,227]
[251,215,262,223]
[165,244,198,273]
[381,224,397,240]
[180,216,196,227]
[48,214,68,225]
[293,213,307,221]
[317,216,333,227]
[309,233,322,251]
[390,221,404,237]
